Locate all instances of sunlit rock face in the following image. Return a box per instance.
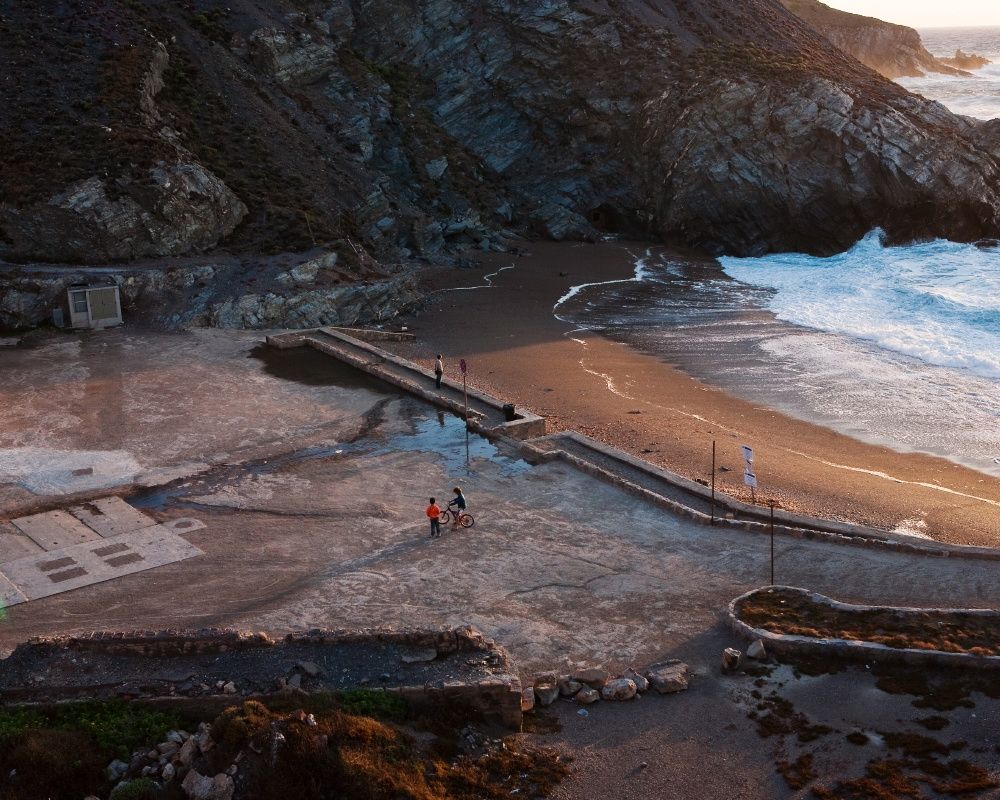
[2,0,999,266]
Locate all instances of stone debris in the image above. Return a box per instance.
[400,647,438,664]
[645,660,689,694]
[721,648,742,672]
[162,762,176,782]
[520,685,535,713]
[576,686,600,704]
[573,667,609,688]
[746,639,767,660]
[534,681,560,707]
[222,680,237,694]
[296,660,322,677]
[106,759,129,782]
[181,769,235,800]
[559,678,582,697]
[623,668,649,693]
[600,678,637,701]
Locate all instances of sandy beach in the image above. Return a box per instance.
[389,240,1000,547]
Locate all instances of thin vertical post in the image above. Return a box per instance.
[769,501,775,586]
[463,372,469,429]
[710,440,716,525]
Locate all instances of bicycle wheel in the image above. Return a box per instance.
[459,512,475,529]
[439,510,452,525]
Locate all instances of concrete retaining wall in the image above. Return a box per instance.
[2,626,524,729]
[727,586,1000,671]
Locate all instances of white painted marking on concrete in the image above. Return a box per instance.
[0,525,203,605]
[70,497,158,538]
[12,510,102,550]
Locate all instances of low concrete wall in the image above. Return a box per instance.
[728,586,1000,671]
[2,626,523,729]
[326,327,415,342]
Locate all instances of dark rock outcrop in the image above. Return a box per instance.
[940,49,992,71]
[780,0,965,79]
[2,0,1000,271]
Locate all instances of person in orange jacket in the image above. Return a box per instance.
[426,497,442,538]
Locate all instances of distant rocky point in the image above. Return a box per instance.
[780,0,967,79]
[940,49,992,71]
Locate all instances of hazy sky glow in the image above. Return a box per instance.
[823,0,1000,28]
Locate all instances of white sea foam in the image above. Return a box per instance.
[554,249,654,313]
[720,230,1000,380]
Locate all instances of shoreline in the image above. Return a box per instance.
[389,240,1000,547]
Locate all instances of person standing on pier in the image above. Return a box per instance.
[434,354,444,389]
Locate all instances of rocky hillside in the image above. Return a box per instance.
[780,0,965,79]
[2,0,1000,280]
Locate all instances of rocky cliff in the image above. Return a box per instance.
[3,0,1000,313]
[779,0,965,79]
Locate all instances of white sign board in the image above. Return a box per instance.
[741,445,754,464]
[743,469,758,488]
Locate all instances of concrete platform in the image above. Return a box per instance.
[0,525,202,605]
[12,509,102,550]
[69,496,159,538]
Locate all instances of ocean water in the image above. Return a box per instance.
[898,26,1000,119]
[553,239,1000,477]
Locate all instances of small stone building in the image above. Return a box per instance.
[66,282,123,329]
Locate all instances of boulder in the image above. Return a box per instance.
[106,760,129,782]
[400,647,437,664]
[623,668,649,693]
[163,762,176,781]
[576,687,600,704]
[747,639,767,660]
[559,679,582,697]
[646,661,689,694]
[721,648,742,672]
[297,660,323,677]
[600,678,637,701]
[534,683,560,707]
[573,668,609,689]
[181,770,235,800]
[178,735,198,767]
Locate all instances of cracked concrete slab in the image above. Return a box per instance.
[69,496,158,537]
[12,510,103,550]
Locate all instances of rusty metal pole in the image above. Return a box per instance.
[710,440,716,525]
[769,501,775,585]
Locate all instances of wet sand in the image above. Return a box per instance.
[390,240,1000,547]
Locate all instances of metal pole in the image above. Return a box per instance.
[750,485,756,505]
[463,372,469,429]
[769,501,775,586]
[710,440,716,525]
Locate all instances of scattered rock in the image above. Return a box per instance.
[520,686,535,713]
[287,673,302,689]
[576,687,600,705]
[163,763,176,782]
[400,647,437,664]
[167,730,187,744]
[221,681,237,694]
[573,668,609,688]
[721,648,742,672]
[623,669,649,693]
[559,679,582,697]
[646,660,689,694]
[296,660,322,678]
[178,736,198,767]
[747,639,767,660]
[601,678,638,701]
[182,770,235,800]
[157,741,180,758]
[534,682,560,707]
[106,760,129,782]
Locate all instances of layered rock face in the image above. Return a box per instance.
[2,0,1000,274]
[780,0,964,79]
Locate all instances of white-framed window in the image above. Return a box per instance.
[70,291,88,314]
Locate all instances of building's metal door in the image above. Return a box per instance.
[87,288,120,322]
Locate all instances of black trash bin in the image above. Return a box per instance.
[502,403,517,422]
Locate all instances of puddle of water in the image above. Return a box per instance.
[248,343,387,390]
[130,409,530,511]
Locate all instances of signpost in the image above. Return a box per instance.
[742,444,757,504]
[710,440,716,525]
[769,501,776,585]
[459,359,468,429]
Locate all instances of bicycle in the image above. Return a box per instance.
[439,508,475,528]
